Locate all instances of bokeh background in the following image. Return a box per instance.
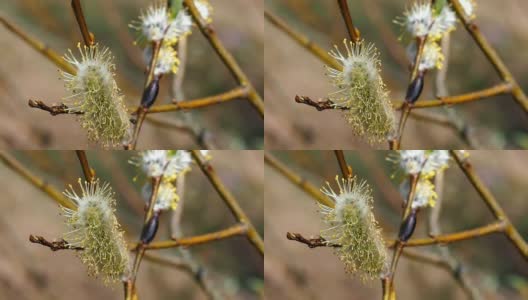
[265,151,528,299]
[0,0,263,149]
[265,0,528,149]
[0,150,263,299]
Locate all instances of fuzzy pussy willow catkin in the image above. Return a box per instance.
[61,179,130,284]
[326,39,396,144]
[319,176,389,280]
[62,43,130,148]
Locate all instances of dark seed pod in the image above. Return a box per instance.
[405,73,424,104]
[140,77,160,109]
[398,210,417,242]
[140,212,160,244]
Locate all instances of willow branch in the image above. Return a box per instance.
[145,86,249,113]
[264,10,340,70]
[387,220,507,248]
[393,83,513,109]
[384,173,419,298]
[264,152,333,208]
[29,234,84,251]
[0,16,75,74]
[144,115,214,149]
[334,150,352,179]
[286,232,341,248]
[337,0,360,42]
[142,252,218,299]
[28,99,82,116]
[71,0,94,46]
[136,223,248,250]
[0,151,75,210]
[191,150,264,257]
[184,0,263,118]
[75,150,95,182]
[449,0,528,115]
[128,41,162,150]
[125,176,162,300]
[450,151,528,259]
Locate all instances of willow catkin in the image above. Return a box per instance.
[61,179,130,284]
[61,44,130,148]
[319,176,389,280]
[326,39,396,144]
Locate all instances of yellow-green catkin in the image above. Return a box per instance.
[326,40,396,144]
[319,176,389,280]
[61,179,130,284]
[62,44,130,148]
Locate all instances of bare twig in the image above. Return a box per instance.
[184,0,263,117]
[264,152,333,208]
[28,99,82,116]
[286,232,341,248]
[392,83,513,109]
[0,16,76,74]
[387,220,507,248]
[71,0,94,46]
[449,0,528,115]
[0,151,75,210]
[191,150,264,257]
[146,86,250,113]
[135,223,249,250]
[29,234,84,251]
[75,150,95,182]
[334,150,352,179]
[451,151,528,259]
[264,10,339,69]
[336,0,361,42]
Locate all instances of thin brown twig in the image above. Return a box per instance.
[286,232,341,248]
[184,0,263,118]
[71,0,94,46]
[392,83,513,109]
[125,176,162,300]
[28,99,83,116]
[334,150,352,179]
[0,16,76,74]
[264,152,333,208]
[134,223,248,250]
[191,150,264,257]
[264,9,340,70]
[387,220,507,248]
[336,0,361,42]
[128,41,162,150]
[0,151,76,210]
[75,150,95,182]
[144,115,214,149]
[146,86,250,113]
[449,0,528,115]
[427,170,483,300]
[450,151,528,259]
[29,235,84,251]
[294,95,347,111]
[384,173,419,298]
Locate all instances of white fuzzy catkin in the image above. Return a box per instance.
[319,176,389,280]
[326,39,396,144]
[62,43,130,148]
[61,179,130,284]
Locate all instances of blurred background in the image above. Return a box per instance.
[0,0,263,149]
[0,150,263,299]
[265,151,528,299]
[265,0,528,149]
